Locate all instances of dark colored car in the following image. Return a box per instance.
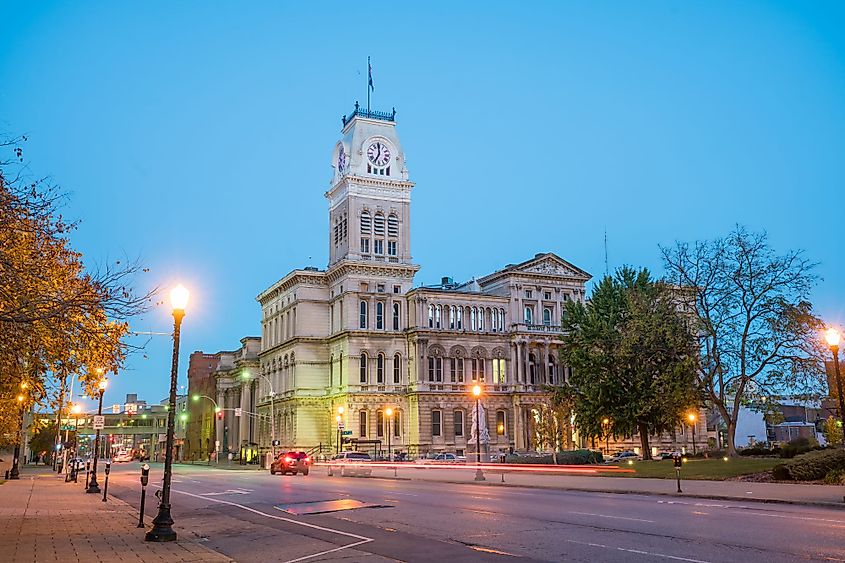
[270,451,310,475]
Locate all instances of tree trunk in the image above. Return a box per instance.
[638,422,652,460]
[726,420,738,457]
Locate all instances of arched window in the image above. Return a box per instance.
[528,353,536,384]
[392,302,400,330]
[472,358,485,381]
[453,409,464,437]
[492,357,506,384]
[548,355,557,384]
[377,353,385,383]
[496,410,507,436]
[450,357,464,383]
[478,308,485,331]
[376,302,384,330]
[374,213,385,236]
[457,306,463,330]
[435,305,442,329]
[360,211,372,234]
[359,301,368,329]
[428,304,434,328]
[393,354,401,384]
[543,307,552,326]
[428,355,443,382]
[359,411,368,437]
[471,307,477,331]
[449,305,456,329]
[359,353,368,384]
[377,410,384,437]
[329,354,334,387]
[498,308,505,332]
[387,214,399,237]
[524,306,533,325]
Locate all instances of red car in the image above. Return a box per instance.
[270,451,310,475]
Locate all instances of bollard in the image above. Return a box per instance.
[4,470,8,480]
[102,460,111,502]
[138,463,150,528]
[673,453,683,493]
[84,460,91,490]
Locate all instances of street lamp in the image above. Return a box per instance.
[87,378,107,494]
[472,385,485,482]
[688,412,697,454]
[385,408,393,462]
[825,328,845,436]
[10,385,27,480]
[336,405,345,456]
[242,371,277,459]
[602,418,610,455]
[146,284,189,543]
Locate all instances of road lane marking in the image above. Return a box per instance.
[157,486,374,563]
[569,511,655,523]
[657,500,845,525]
[564,539,710,563]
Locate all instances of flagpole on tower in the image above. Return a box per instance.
[367,56,374,113]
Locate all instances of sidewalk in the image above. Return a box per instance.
[358,464,845,508]
[0,467,232,562]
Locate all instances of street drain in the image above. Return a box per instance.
[275,499,391,515]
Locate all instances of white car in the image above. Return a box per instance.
[327,452,372,477]
[113,451,134,463]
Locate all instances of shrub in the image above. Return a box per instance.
[505,449,603,465]
[779,437,819,459]
[739,446,779,457]
[823,468,845,485]
[772,463,791,480]
[774,449,845,481]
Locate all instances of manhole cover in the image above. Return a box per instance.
[275,499,391,515]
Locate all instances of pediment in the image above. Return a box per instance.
[516,254,591,280]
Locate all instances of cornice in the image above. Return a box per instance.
[325,260,420,284]
[257,269,328,304]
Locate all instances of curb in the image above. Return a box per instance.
[361,473,845,510]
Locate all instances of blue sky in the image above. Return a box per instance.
[2,1,844,410]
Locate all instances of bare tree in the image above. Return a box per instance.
[662,226,826,456]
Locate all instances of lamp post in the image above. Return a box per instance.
[688,413,697,454]
[146,284,189,543]
[243,372,277,459]
[10,385,27,480]
[472,385,485,482]
[87,378,107,493]
[602,418,610,455]
[825,328,845,436]
[336,406,345,455]
[385,408,393,462]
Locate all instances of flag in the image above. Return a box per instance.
[368,56,374,91]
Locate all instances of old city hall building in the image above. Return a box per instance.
[228,104,592,459]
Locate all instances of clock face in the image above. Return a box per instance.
[366,141,391,167]
[337,146,348,173]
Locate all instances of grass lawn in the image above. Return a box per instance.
[603,457,780,480]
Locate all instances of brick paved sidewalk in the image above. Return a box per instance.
[0,468,232,562]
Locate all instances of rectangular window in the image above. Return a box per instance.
[387,241,397,256]
[377,354,384,383]
[454,410,464,437]
[377,284,385,293]
[377,411,384,437]
[394,413,400,437]
[428,357,443,382]
[361,238,370,253]
[359,411,368,437]
[492,358,506,384]
[496,410,506,435]
[525,290,532,298]
[432,410,442,437]
[472,358,485,381]
[544,291,552,300]
[393,356,401,384]
[450,358,465,383]
[393,285,401,294]
[374,239,384,254]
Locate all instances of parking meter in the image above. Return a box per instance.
[138,463,151,528]
[105,459,111,476]
[102,460,112,502]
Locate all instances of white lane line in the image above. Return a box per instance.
[157,487,374,563]
[565,539,710,563]
[732,511,845,525]
[568,511,655,523]
[657,500,845,525]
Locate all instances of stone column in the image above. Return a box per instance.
[542,342,550,384]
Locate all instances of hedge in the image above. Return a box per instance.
[771,449,845,481]
[505,449,604,465]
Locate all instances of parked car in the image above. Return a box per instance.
[270,451,311,475]
[607,451,640,463]
[113,451,134,463]
[327,451,373,477]
[68,457,87,471]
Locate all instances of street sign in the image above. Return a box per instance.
[215,440,220,450]
[234,408,242,417]
[337,421,345,430]
[60,425,75,431]
[93,415,105,430]
[341,430,353,436]
[111,404,120,414]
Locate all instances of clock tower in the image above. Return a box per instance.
[326,105,415,268]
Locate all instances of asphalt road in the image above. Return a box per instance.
[103,463,845,563]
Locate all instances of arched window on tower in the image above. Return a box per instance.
[428,304,434,328]
[392,302,400,330]
[360,353,368,384]
[359,301,368,329]
[435,305,442,329]
[377,353,385,384]
[360,211,372,234]
[457,306,463,330]
[387,214,399,237]
[376,302,384,330]
[470,307,477,331]
[449,305,456,329]
[374,213,385,237]
[393,354,401,384]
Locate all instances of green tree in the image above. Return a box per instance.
[822,416,843,447]
[559,267,700,460]
[662,226,826,456]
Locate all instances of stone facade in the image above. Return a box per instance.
[185,351,221,460]
[252,106,595,458]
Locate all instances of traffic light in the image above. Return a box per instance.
[217,411,224,420]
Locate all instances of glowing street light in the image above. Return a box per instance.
[471,385,485,482]
[146,284,189,543]
[335,406,345,455]
[10,383,29,479]
[87,377,108,494]
[687,412,697,454]
[385,408,394,462]
[824,327,845,435]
